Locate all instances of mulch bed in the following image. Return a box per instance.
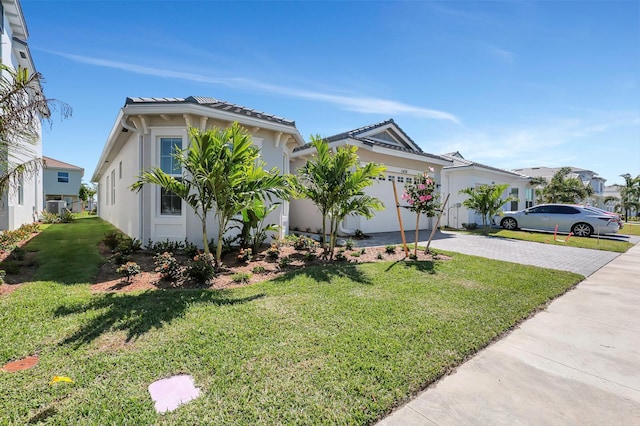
[93,243,450,293]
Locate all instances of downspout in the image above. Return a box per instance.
[120,117,143,242]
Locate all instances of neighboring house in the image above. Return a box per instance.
[91,96,305,245]
[512,166,606,207]
[42,156,84,211]
[0,0,44,230]
[440,152,533,228]
[290,119,453,234]
[604,184,639,217]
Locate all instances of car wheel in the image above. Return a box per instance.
[501,217,518,230]
[571,222,593,237]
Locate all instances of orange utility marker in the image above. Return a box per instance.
[553,224,572,242]
[392,180,409,256]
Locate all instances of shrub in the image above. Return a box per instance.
[40,211,60,224]
[153,252,182,281]
[231,272,252,283]
[188,253,216,284]
[112,251,130,265]
[103,231,122,251]
[237,248,253,263]
[385,245,396,254]
[252,266,267,274]
[360,248,366,255]
[0,270,5,284]
[278,256,292,269]
[303,251,316,262]
[335,250,347,262]
[116,237,142,255]
[293,235,316,251]
[408,253,418,260]
[345,239,355,250]
[116,261,141,283]
[350,252,360,258]
[265,243,280,261]
[376,253,384,260]
[148,239,184,254]
[59,209,74,223]
[183,240,199,259]
[462,223,478,230]
[354,229,366,239]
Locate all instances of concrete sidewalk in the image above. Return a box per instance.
[378,243,640,425]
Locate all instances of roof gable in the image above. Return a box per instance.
[43,156,83,171]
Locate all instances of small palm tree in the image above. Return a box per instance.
[297,136,385,259]
[459,183,517,232]
[133,123,291,268]
[540,167,593,204]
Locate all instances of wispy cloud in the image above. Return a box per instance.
[431,114,639,170]
[485,44,515,63]
[42,49,460,123]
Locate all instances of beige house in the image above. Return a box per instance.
[92,96,304,245]
[290,119,452,234]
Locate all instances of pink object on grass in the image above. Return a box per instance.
[148,374,201,414]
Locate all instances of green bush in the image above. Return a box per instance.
[385,245,396,254]
[188,253,216,284]
[231,272,252,283]
[251,265,266,274]
[116,261,141,283]
[153,252,182,281]
[103,231,122,251]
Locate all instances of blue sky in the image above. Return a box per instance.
[21,0,640,185]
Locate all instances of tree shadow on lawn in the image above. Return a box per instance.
[385,259,436,274]
[270,262,373,285]
[54,289,265,347]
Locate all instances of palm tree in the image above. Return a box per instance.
[297,136,385,259]
[0,65,71,194]
[540,167,593,204]
[459,183,517,231]
[619,174,640,221]
[133,123,291,267]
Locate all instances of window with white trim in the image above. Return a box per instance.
[111,170,116,205]
[57,171,69,183]
[397,176,404,183]
[159,137,182,215]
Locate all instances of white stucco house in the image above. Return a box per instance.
[42,156,84,212]
[0,0,45,230]
[290,119,453,234]
[440,152,533,228]
[91,96,304,245]
[512,166,606,208]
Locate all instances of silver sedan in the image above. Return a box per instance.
[493,204,620,237]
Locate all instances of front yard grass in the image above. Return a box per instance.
[1,217,582,424]
[619,223,640,236]
[450,227,633,253]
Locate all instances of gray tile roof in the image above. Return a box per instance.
[441,152,529,178]
[124,96,296,127]
[293,119,450,162]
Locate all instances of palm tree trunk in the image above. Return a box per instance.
[414,212,420,258]
[201,212,209,256]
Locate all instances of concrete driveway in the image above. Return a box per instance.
[358,230,632,276]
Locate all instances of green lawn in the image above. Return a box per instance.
[1,217,582,424]
[449,227,633,253]
[619,223,640,236]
